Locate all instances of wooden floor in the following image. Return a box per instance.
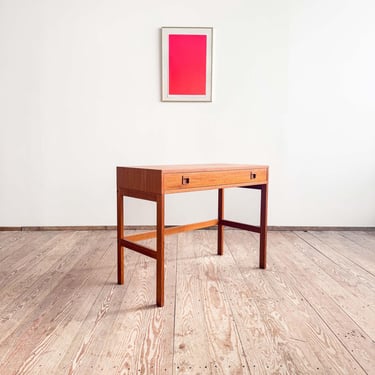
[0,230,374,375]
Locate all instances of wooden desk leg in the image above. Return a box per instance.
[117,190,124,284]
[259,184,268,269]
[156,194,165,307]
[218,188,224,255]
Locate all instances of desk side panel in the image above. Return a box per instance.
[117,167,163,195]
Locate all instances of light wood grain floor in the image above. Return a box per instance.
[0,230,374,374]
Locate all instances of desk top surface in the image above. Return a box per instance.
[118,163,268,173]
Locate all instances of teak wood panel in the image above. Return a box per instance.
[117,167,162,195]
[163,168,268,193]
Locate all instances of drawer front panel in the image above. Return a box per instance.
[164,168,267,192]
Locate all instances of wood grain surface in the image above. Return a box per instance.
[0,230,374,374]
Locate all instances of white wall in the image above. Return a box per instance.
[0,0,374,227]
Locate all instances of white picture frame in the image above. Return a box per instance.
[161,27,213,102]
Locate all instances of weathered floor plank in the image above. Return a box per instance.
[310,231,375,276]
[0,231,59,284]
[224,230,323,374]
[0,231,114,374]
[0,230,374,375]
[0,231,41,263]
[267,232,369,374]
[174,231,248,374]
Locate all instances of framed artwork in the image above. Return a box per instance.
[161,27,213,102]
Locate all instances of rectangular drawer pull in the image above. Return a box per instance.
[250,172,257,179]
[182,176,190,185]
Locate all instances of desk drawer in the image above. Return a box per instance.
[164,168,267,192]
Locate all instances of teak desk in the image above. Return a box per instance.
[117,164,269,307]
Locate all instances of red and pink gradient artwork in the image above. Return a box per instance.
[168,34,207,95]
